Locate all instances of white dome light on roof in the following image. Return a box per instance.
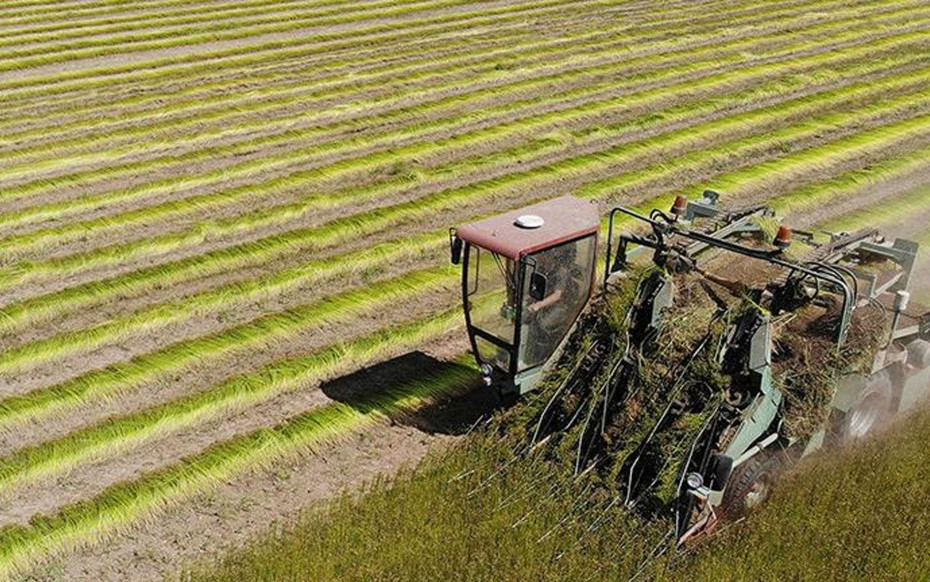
[515,214,544,229]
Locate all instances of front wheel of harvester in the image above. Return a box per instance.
[721,451,783,518]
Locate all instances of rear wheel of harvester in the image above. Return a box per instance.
[844,378,892,442]
[721,450,783,518]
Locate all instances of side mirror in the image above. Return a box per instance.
[449,229,463,265]
[529,272,548,301]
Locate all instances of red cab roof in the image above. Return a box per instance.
[456,196,600,260]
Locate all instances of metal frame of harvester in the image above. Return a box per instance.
[450,192,930,542]
[607,193,930,541]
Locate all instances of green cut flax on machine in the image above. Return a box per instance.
[489,266,738,518]
[772,291,888,439]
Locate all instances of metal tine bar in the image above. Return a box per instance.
[623,314,726,504]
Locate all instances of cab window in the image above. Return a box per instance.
[465,245,519,371]
[518,236,596,370]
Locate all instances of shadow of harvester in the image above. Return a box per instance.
[320,351,498,436]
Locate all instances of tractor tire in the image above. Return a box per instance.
[721,451,783,518]
[844,377,892,443]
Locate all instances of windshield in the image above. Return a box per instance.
[466,245,518,341]
[518,235,596,370]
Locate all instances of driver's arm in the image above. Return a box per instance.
[528,288,563,313]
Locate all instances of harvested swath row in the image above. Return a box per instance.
[1,345,478,529]
[612,135,930,232]
[2,58,921,350]
[0,0,340,34]
[819,180,930,234]
[0,241,450,420]
[0,0,613,97]
[0,0,454,73]
[0,34,848,187]
[0,20,756,170]
[0,0,320,21]
[0,0,863,199]
[0,0,418,47]
[8,58,929,289]
[0,229,445,352]
[5,0,628,81]
[710,125,930,214]
[0,321,478,580]
[0,255,455,454]
[9,44,930,276]
[12,66,928,349]
[0,0,764,135]
[4,21,916,256]
[0,270,460,514]
[0,0,901,167]
[0,0,823,103]
[3,177,924,582]
[5,56,930,317]
[0,0,515,74]
[0,0,818,129]
[0,13,537,116]
[2,86,927,390]
[0,19,912,378]
[2,16,921,250]
[0,0,678,79]
[3,61,924,378]
[3,1,915,187]
[0,333,473,530]
[16,76,930,296]
[0,16,583,135]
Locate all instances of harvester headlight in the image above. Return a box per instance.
[685,472,704,490]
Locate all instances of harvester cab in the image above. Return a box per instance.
[449,196,601,395]
[451,193,930,545]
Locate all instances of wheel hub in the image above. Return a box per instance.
[848,392,883,440]
[744,477,771,510]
